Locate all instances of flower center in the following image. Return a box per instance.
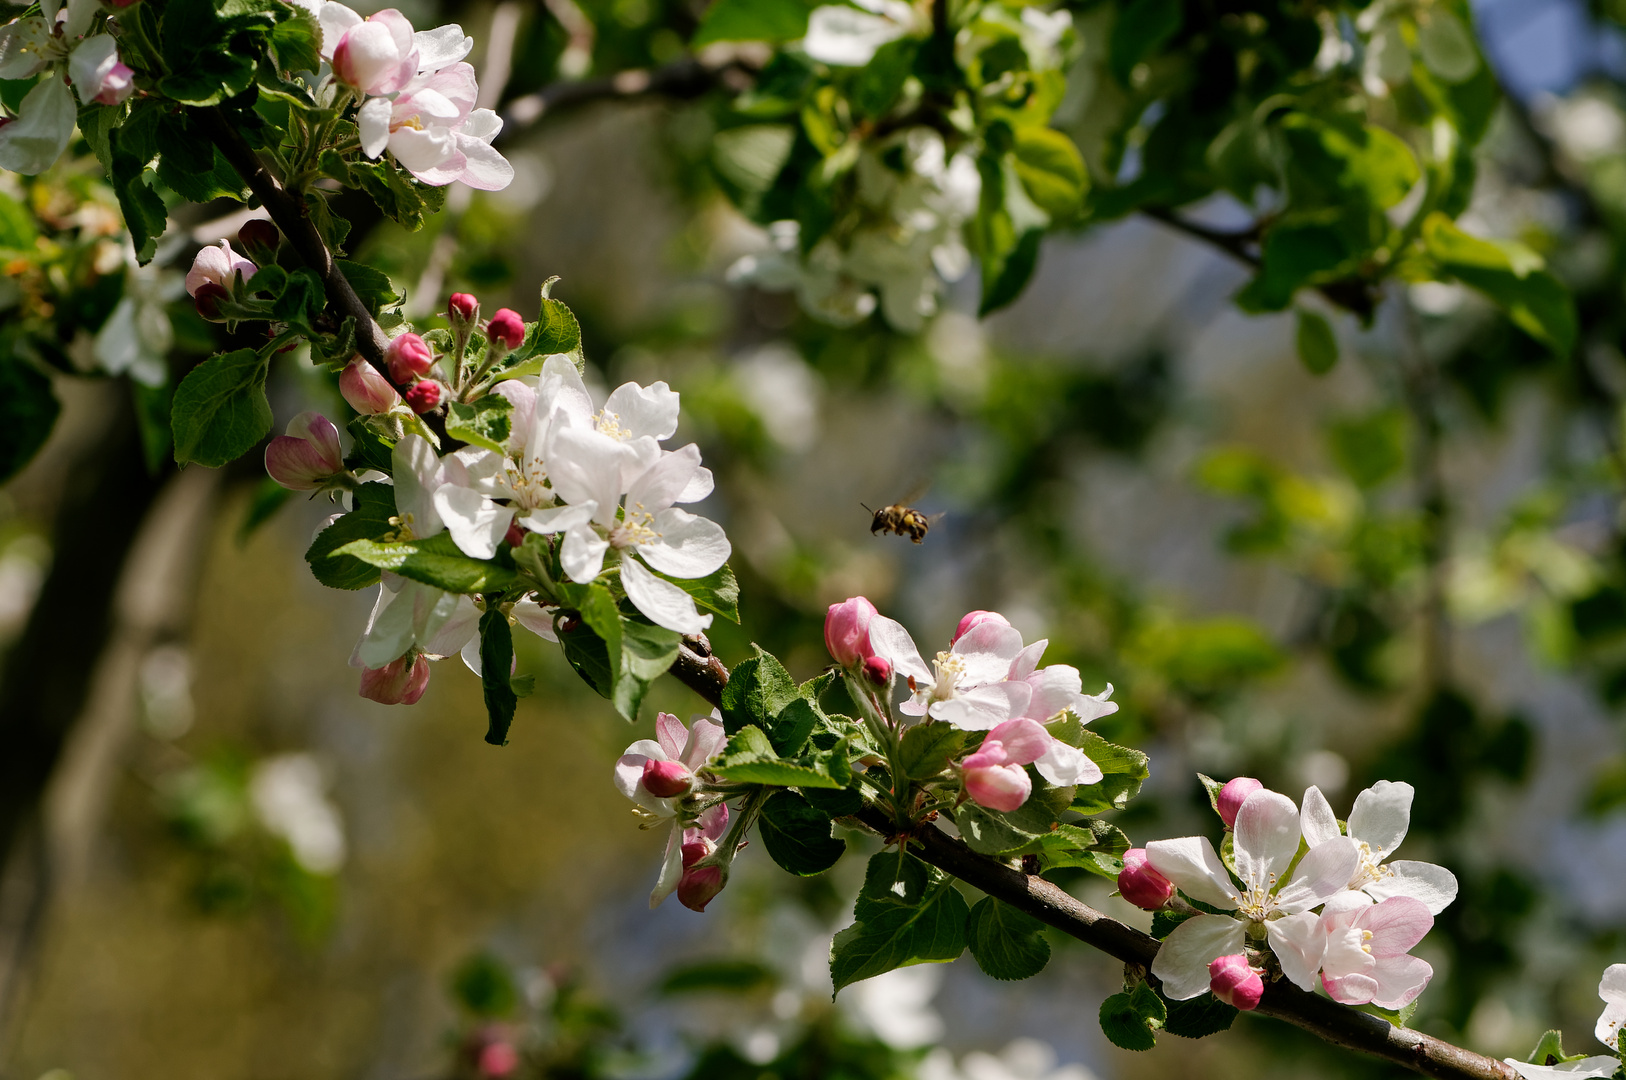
[610,505,661,549]
[1359,929,1374,955]
[1350,841,1394,889]
[929,651,965,701]
[388,512,420,540]
[595,409,631,441]
[505,456,550,508]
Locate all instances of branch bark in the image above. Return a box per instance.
[499,53,761,134]
[666,641,1518,1080]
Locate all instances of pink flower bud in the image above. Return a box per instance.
[862,655,892,685]
[331,10,417,95]
[641,759,693,798]
[963,762,1031,812]
[449,292,479,323]
[359,654,430,705]
[677,844,725,912]
[192,281,229,321]
[1217,777,1264,828]
[264,412,344,490]
[340,357,401,415]
[952,610,1010,644]
[185,239,256,297]
[237,218,279,263]
[825,596,878,667]
[487,308,526,350]
[504,522,526,547]
[1209,954,1264,1011]
[386,333,434,383]
[404,380,441,414]
[476,1040,519,1079]
[1117,848,1174,910]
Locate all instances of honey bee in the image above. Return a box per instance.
[862,501,943,544]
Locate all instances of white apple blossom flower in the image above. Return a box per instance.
[802,0,921,66]
[0,0,133,173]
[249,754,346,874]
[1317,893,1435,1009]
[1147,788,1360,999]
[1300,781,1459,914]
[870,615,1032,730]
[1503,1062,1621,1080]
[356,63,513,190]
[1508,964,1626,1079]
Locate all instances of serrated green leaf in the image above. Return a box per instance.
[1070,731,1150,814]
[334,533,519,594]
[711,725,849,788]
[338,260,400,316]
[830,853,969,993]
[720,646,799,734]
[966,897,1050,981]
[955,802,1041,856]
[759,790,846,875]
[1160,990,1237,1038]
[444,394,514,454]
[1099,989,1158,1051]
[304,483,397,589]
[1422,213,1577,355]
[898,722,966,780]
[171,349,271,467]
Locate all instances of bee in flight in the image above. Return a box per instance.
[862,501,943,544]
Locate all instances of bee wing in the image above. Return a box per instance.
[899,479,932,504]
[924,511,947,526]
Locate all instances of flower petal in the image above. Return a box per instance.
[1034,738,1102,787]
[433,483,512,559]
[655,712,688,759]
[642,508,732,579]
[1503,1058,1622,1080]
[1266,910,1327,991]
[1144,837,1238,911]
[1599,964,1626,1049]
[626,443,703,512]
[1360,896,1432,957]
[414,22,472,70]
[1348,780,1413,856]
[560,524,610,583]
[929,682,1030,731]
[1366,860,1458,915]
[512,598,557,642]
[1300,785,1342,847]
[358,95,392,158]
[984,718,1050,765]
[605,380,680,441]
[622,556,713,633]
[953,621,1026,685]
[1275,836,1361,913]
[1149,914,1245,1000]
[0,76,75,176]
[1369,953,1433,1010]
[650,823,685,908]
[453,129,514,191]
[868,615,932,684]
[1233,790,1304,892]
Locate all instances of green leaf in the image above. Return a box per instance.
[1070,731,1151,814]
[444,394,514,454]
[558,619,615,700]
[334,533,520,594]
[171,349,271,468]
[966,897,1050,981]
[344,416,395,474]
[109,119,167,264]
[1421,213,1577,355]
[155,113,247,203]
[270,267,325,333]
[652,562,741,623]
[304,482,397,590]
[505,296,583,375]
[615,617,682,720]
[759,790,846,875]
[897,722,967,780]
[1196,773,1225,815]
[1362,999,1421,1030]
[851,38,918,119]
[1011,126,1087,220]
[479,604,519,746]
[1280,115,1420,211]
[692,0,814,45]
[0,355,59,484]
[768,696,822,757]
[980,227,1043,317]
[1295,308,1338,375]
[658,960,776,996]
[1150,909,1195,940]
[955,802,1040,857]
[711,725,850,789]
[159,0,283,105]
[268,6,322,72]
[1099,984,1166,1051]
[829,853,970,993]
[338,260,400,316]
[1160,990,1237,1039]
[802,784,864,818]
[1108,0,1183,85]
[720,646,800,735]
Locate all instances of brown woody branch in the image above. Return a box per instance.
[666,641,1517,1080]
[499,53,762,133]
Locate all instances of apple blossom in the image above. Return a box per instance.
[1117,849,1174,911]
[1318,894,1434,1008]
[340,357,402,415]
[386,332,435,382]
[321,6,420,94]
[1301,781,1459,914]
[669,802,730,911]
[1146,788,1360,1000]
[961,718,1051,811]
[1598,964,1626,1050]
[359,653,430,705]
[1003,631,1110,785]
[487,308,526,350]
[826,596,879,668]
[67,35,133,105]
[1217,777,1263,828]
[355,63,513,190]
[1504,965,1626,1079]
[870,615,1030,730]
[802,0,921,66]
[265,412,344,491]
[185,239,257,298]
[614,711,727,815]
[1208,955,1264,1011]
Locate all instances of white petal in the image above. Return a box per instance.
[1149,915,1245,1001]
[358,95,393,158]
[605,381,681,441]
[453,131,514,190]
[521,501,596,534]
[1033,739,1102,787]
[1023,664,1083,720]
[422,594,480,657]
[1366,860,1458,915]
[1300,785,1342,847]
[677,465,714,503]
[460,106,503,142]
[622,556,713,634]
[641,509,731,579]
[1370,953,1433,1010]
[626,443,703,512]
[548,427,628,525]
[867,615,932,684]
[0,76,76,176]
[953,622,1027,685]
[1348,780,1413,856]
[1265,911,1327,991]
[1233,790,1304,892]
[513,598,558,642]
[1144,838,1239,911]
[1600,964,1626,1049]
[650,823,685,908]
[560,525,610,583]
[930,682,1031,731]
[1276,836,1361,913]
[614,742,665,799]
[0,19,53,81]
[802,5,906,65]
[319,1,362,58]
[433,484,512,560]
[1503,1059,1622,1080]
[392,434,445,538]
[460,632,482,676]
[68,35,118,106]
[413,23,472,71]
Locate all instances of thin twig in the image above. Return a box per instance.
[665,642,1517,1080]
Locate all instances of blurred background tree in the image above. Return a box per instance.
[2,0,1626,1076]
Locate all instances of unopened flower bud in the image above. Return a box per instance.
[1209,954,1264,1011]
[952,610,1010,644]
[404,380,441,414]
[448,292,479,323]
[963,761,1031,812]
[265,412,344,490]
[186,238,256,297]
[192,281,230,321]
[825,596,878,667]
[386,332,434,383]
[504,522,526,547]
[340,357,401,415]
[1117,848,1175,910]
[641,758,693,798]
[677,844,725,912]
[359,654,430,705]
[477,1040,519,1079]
[862,655,892,685]
[1217,777,1264,828]
[237,218,280,264]
[486,308,525,350]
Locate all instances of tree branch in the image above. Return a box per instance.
[665,639,1518,1080]
[500,53,761,133]
[196,107,393,374]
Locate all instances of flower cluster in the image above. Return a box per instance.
[825,598,1113,812]
[0,0,135,175]
[614,711,735,911]
[1503,965,1626,1079]
[301,1,512,190]
[1119,778,1457,1012]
